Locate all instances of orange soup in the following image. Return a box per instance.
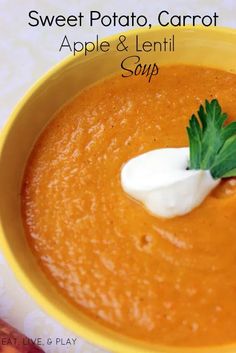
[22,65,236,346]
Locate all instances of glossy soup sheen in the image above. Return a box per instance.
[22,65,236,346]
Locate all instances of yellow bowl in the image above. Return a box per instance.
[1,26,236,353]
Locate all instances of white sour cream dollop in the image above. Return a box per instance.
[121,147,220,218]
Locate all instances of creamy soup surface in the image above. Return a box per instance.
[22,65,236,346]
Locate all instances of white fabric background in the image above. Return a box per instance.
[0,1,236,352]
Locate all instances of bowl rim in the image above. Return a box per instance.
[1,25,236,353]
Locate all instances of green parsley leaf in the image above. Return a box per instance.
[187,99,236,179]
